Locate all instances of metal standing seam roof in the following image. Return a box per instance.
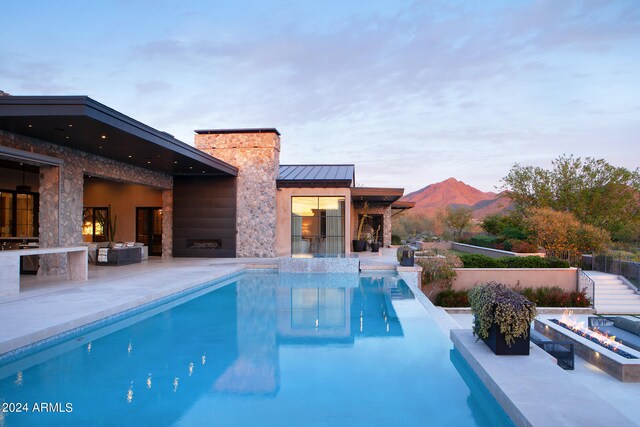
[277,164,355,187]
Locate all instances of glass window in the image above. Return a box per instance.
[291,196,345,257]
[83,207,108,242]
[0,190,38,238]
[0,192,13,237]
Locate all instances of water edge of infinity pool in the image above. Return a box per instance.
[0,271,514,426]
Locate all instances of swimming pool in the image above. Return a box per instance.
[0,272,513,426]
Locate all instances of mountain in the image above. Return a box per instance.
[401,177,511,217]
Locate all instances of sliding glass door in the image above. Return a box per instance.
[291,197,345,257]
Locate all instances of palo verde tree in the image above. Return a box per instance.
[501,155,640,241]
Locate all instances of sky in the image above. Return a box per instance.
[1,0,639,193]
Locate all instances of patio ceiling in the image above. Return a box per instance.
[350,187,406,206]
[0,96,237,176]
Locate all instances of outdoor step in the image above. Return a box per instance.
[594,279,624,285]
[595,290,637,296]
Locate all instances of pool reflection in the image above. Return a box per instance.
[0,273,416,427]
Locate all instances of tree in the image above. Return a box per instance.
[524,207,610,262]
[392,212,434,240]
[445,205,473,241]
[481,212,528,240]
[501,155,640,241]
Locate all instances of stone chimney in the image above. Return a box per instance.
[194,129,280,257]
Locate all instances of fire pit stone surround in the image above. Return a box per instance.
[534,317,640,382]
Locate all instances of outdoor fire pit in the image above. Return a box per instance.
[534,313,640,383]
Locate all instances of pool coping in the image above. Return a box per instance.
[401,273,638,427]
[0,263,249,357]
[450,329,637,426]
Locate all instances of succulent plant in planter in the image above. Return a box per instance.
[468,282,537,355]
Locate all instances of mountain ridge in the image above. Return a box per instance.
[401,177,511,217]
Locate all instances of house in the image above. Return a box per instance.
[0,95,412,276]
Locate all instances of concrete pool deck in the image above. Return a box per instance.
[1,254,639,426]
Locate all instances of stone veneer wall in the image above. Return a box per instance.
[195,132,280,257]
[161,190,173,258]
[0,130,173,274]
[352,205,392,247]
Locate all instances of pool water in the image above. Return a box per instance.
[0,272,513,426]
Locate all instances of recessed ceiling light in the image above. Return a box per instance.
[202,171,205,173]
[128,155,132,158]
[101,135,106,139]
[189,166,193,169]
[147,161,151,164]
[68,124,73,128]
[65,136,69,139]
[28,124,32,128]
[174,161,178,164]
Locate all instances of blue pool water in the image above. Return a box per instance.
[0,272,513,426]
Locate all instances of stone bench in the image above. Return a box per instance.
[0,246,88,296]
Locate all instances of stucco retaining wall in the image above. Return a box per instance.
[451,267,578,292]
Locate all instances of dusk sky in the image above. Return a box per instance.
[1,0,638,193]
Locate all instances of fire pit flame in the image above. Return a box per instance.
[556,310,624,354]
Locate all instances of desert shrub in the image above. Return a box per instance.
[510,240,539,253]
[459,253,569,268]
[416,250,463,286]
[391,234,402,245]
[435,289,469,307]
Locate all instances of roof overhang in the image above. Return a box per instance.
[351,187,405,206]
[0,96,238,176]
[390,200,416,211]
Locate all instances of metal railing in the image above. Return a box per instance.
[581,253,640,289]
[578,268,596,308]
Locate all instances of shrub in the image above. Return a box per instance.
[391,234,402,245]
[501,226,528,241]
[459,253,569,268]
[435,289,469,307]
[459,253,502,268]
[434,286,591,308]
[519,286,590,307]
[470,235,498,248]
[468,282,537,346]
[510,240,539,253]
[416,250,462,287]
